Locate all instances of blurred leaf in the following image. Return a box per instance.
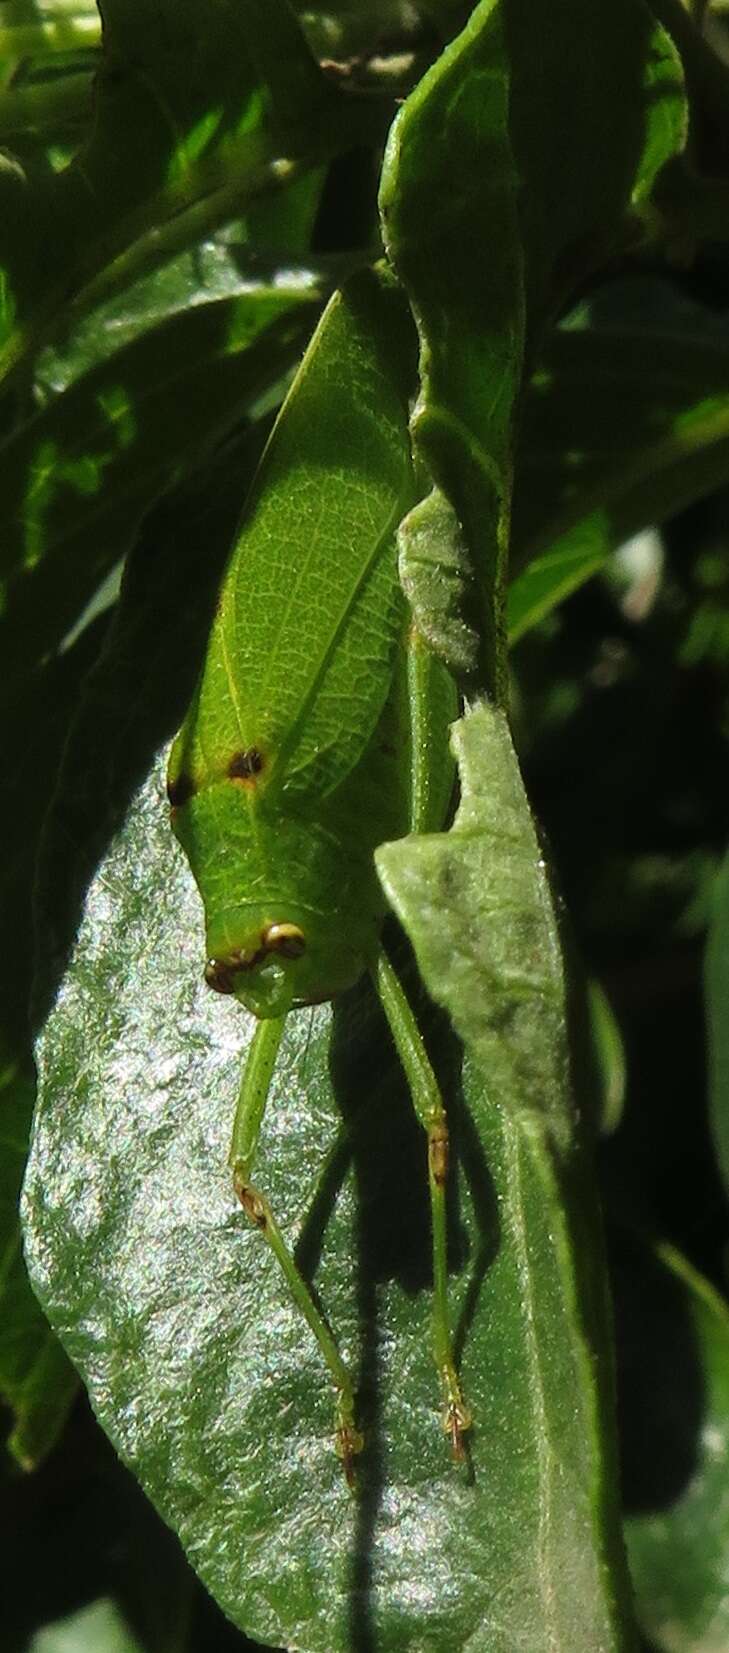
[0,73,95,148]
[509,284,729,641]
[0,270,321,700]
[33,216,326,397]
[0,0,100,167]
[706,846,729,1199]
[0,0,367,388]
[508,519,608,644]
[0,0,100,59]
[618,1239,729,1653]
[28,1598,145,1653]
[587,981,627,1138]
[237,0,336,148]
[293,0,437,59]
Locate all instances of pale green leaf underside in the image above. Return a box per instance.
[398,487,479,676]
[377,702,572,1154]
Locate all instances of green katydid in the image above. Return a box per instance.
[167,266,471,1481]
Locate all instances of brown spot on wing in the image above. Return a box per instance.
[228,747,264,783]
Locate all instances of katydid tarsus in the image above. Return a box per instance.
[167,267,471,1481]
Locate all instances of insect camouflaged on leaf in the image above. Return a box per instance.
[168,266,470,1482]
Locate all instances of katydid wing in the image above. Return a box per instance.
[168,266,469,1475]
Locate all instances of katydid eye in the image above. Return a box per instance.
[263,923,306,959]
[204,958,236,994]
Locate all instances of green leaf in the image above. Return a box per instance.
[620,1239,729,1653]
[380,0,685,690]
[0,0,99,169]
[0,0,100,46]
[508,285,729,641]
[376,700,634,1647]
[0,265,321,700]
[0,72,95,149]
[34,221,326,397]
[705,846,729,1199]
[24,749,630,1651]
[0,0,362,387]
[28,1599,145,1653]
[379,0,523,695]
[508,518,610,645]
[26,685,633,1650]
[587,981,627,1138]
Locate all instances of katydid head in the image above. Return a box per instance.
[171,783,384,1015]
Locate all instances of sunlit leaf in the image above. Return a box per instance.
[28,1598,145,1653]
[0,271,321,700]
[0,0,366,389]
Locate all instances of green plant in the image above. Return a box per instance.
[3,3,729,1650]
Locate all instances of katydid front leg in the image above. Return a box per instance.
[229,1014,363,1483]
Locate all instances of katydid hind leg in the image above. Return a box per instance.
[229,1015,363,1482]
[373,952,471,1458]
